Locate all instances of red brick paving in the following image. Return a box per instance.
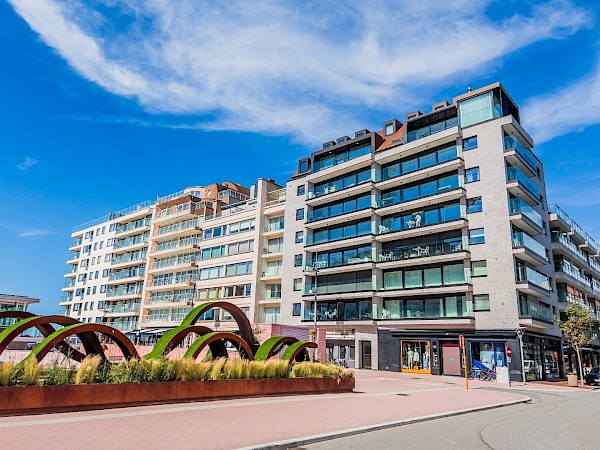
[0,370,529,450]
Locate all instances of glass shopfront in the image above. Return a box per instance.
[401,340,431,373]
[523,343,543,381]
[470,341,506,371]
[544,349,560,380]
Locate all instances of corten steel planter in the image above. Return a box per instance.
[0,377,355,416]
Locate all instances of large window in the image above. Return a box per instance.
[308,193,371,222]
[307,220,371,246]
[473,294,490,311]
[228,240,254,255]
[312,299,372,321]
[378,203,462,235]
[382,295,470,319]
[226,261,253,277]
[377,174,460,208]
[306,270,372,295]
[312,145,371,173]
[380,145,458,181]
[310,168,371,199]
[383,263,466,290]
[307,245,372,269]
[201,245,226,259]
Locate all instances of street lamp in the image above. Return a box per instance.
[516,328,527,385]
[305,257,326,362]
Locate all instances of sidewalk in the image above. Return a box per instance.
[0,370,530,450]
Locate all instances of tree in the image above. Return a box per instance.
[555,305,594,385]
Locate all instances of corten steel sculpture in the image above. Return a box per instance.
[0,302,316,365]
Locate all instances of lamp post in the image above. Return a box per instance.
[516,328,527,385]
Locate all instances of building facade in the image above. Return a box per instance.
[0,294,39,330]
[282,83,565,381]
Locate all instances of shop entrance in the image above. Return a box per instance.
[401,340,431,374]
[523,342,543,381]
[442,343,461,375]
[470,341,506,372]
[361,341,372,369]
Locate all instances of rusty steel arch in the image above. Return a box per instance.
[0,315,89,361]
[254,336,299,361]
[184,331,255,361]
[24,323,139,364]
[281,341,317,364]
[145,325,215,359]
[183,302,257,351]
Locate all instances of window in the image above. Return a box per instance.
[465,167,480,183]
[100,285,107,293]
[296,208,305,221]
[297,185,305,196]
[293,278,302,291]
[294,254,303,267]
[104,254,111,262]
[292,303,301,316]
[472,261,488,277]
[463,136,478,151]
[295,231,304,244]
[102,269,109,277]
[299,159,308,173]
[107,238,114,247]
[225,261,253,277]
[473,294,490,311]
[109,224,116,232]
[467,197,482,213]
[228,240,253,256]
[92,286,97,294]
[469,228,485,245]
[385,123,394,136]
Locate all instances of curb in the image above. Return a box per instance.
[240,395,531,450]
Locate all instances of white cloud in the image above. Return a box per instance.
[524,63,600,144]
[16,156,38,171]
[18,229,53,238]
[8,0,591,144]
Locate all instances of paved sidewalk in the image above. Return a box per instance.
[0,371,531,450]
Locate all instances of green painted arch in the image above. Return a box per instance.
[21,323,139,366]
[145,325,214,360]
[184,331,255,361]
[182,302,257,351]
[0,315,87,361]
[281,341,317,364]
[254,336,299,361]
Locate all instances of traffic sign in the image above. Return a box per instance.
[506,346,512,358]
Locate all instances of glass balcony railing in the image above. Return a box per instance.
[458,103,503,127]
[303,303,373,321]
[264,244,283,254]
[115,218,151,235]
[69,238,82,247]
[63,279,75,288]
[515,266,550,290]
[307,195,372,222]
[378,298,473,319]
[261,267,283,278]
[506,166,540,199]
[106,321,138,331]
[589,258,600,274]
[404,117,459,143]
[149,292,195,305]
[503,135,537,171]
[519,300,553,323]
[304,279,373,296]
[308,168,371,199]
[554,261,592,287]
[157,218,201,236]
[143,313,187,324]
[377,203,463,235]
[65,266,78,275]
[108,267,145,281]
[106,285,143,298]
[306,220,371,246]
[512,232,548,261]
[378,146,459,182]
[376,175,461,209]
[379,237,465,262]
[306,249,373,270]
[113,234,149,250]
[508,198,543,229]
[552,232,587,261]
[592,280,600,297]
[112,251,147,265]
[153,236,201,253]
[260,290,282,301]
[104,303,141,314]
[312,145,371,173]
[264,221,284,233]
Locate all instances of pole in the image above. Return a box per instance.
[517,328,527,385]
[312,265,318,362]
[460,335,468,390]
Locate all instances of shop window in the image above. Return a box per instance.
[401,340,431,374]
[470,342,506,372]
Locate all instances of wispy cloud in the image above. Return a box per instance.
[16,156,38,171]
[0,221,52,238]
[18,229,53,238]
[8,0,591,144]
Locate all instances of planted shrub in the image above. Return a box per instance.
[44,363,76,386]
[211,358,227,380]
[150,358,179,382]
[75,355,102,385]
[0,361,17,386]
[21,358,42,386]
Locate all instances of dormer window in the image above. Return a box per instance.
[385,124,394,136]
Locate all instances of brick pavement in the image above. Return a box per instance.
[0,370,531,450]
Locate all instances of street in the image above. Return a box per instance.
[305,388,600,449]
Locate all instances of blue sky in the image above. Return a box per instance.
[1,0,599,315]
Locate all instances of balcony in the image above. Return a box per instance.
[304,279,373,296]
[142,313,187,325]
[111,251,148,268]
[376,203,465,242]
[260,291,282,302]
[147,275,198,290]
[519,300,553,324]
[503,135,537,176]
[404,117,458,144]
[265,188,286,208]
[113,234,149,251]
[150,237,201,256]
[104,303,141,314]
[264,221,284,235]
[306,194,372,226]
[378,237,467,266]
[307,168,371,204]
[506,166,540,205]
[306,252,373,272]
[68,238,82,250]
[64,266,78,276]
[375,175,463,215]
[512,232,548,265]
[261,267,283,280]
[303,303,374,322]
[106,285,143,298]
[115,218,151,236]
[378,298,473,320]
[262,244,283,257]
[552,232,588,266]
[509,198,544,235]
[554,261,592,289]
[312,145,371,174]
[106,321,138,331]
[305,220,372,249]
[156,218,202,238]
[515,266,551,295]
[108,267,145,282]
[154,200,209,223]
[147,292,195,306]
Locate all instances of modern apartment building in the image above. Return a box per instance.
[282,82,565,381]
[60,178,286,342]
[548,204,600,372]
[0,294,39,330]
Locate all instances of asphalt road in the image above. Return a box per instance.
[303,388,600,449]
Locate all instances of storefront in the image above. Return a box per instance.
[400,340,431,373]
[326,339,356,368]
[469,341,507,372]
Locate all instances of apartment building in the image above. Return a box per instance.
[548,204,600,372]
[60,178,286,342]
[0,294,39,330]
[282,82,564,381]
